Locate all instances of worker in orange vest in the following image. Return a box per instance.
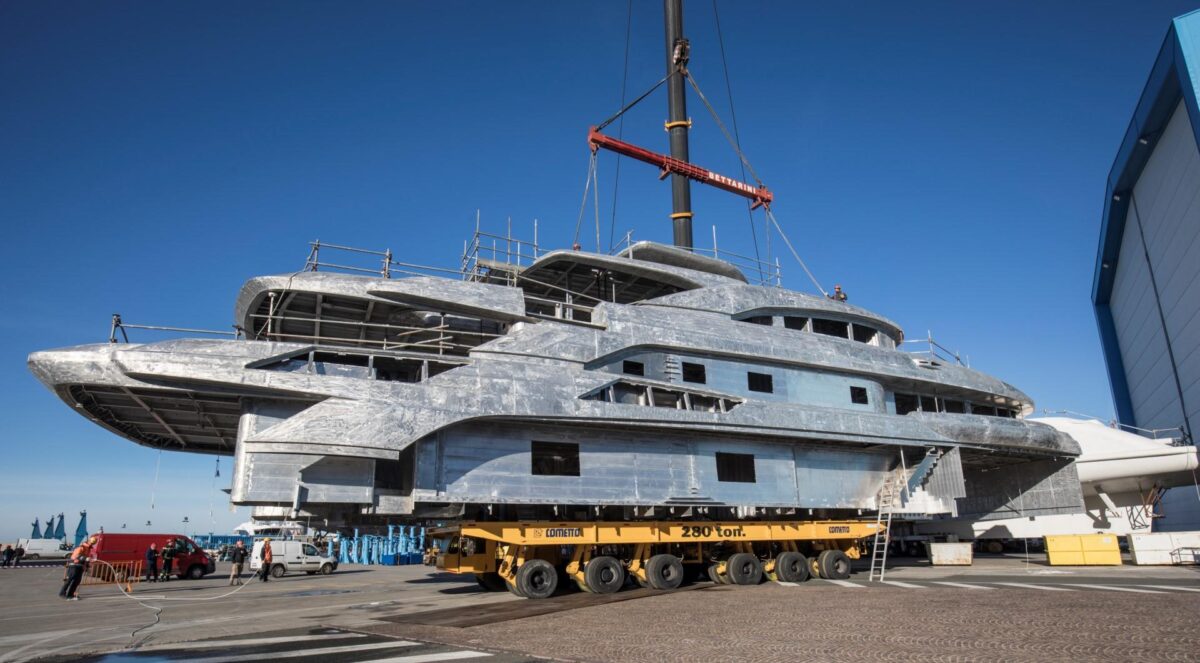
[59,536,96,600]
[258,538,273,582]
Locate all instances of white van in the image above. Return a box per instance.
[16,538,70,560]
[250,540,337,577]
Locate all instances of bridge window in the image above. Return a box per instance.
[747,372,774,393]
[812,318,849,339]
[682,362,707,384]
[622,360,645,376]
[920,396,937,413]
[852,325,876,344]
[941,399,965,414]
[783,316,809,331]
[716,452,756,483]
[531,441,580,477]
[741,315,774,326]
[971,404,997,416]
[850,386,869,405]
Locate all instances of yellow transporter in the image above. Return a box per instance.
[433,520,880,599]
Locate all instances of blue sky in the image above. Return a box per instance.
[2,1,1196,540]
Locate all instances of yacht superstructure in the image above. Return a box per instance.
[28,237,1086,529]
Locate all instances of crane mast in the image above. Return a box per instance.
[587,0,773,249]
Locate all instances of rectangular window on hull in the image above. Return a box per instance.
[895,393,918,415]
[716,452,756,483]
[622,360,645,376]
[812,319,850,339]
[682,362,707,384]
[850,386,869,405]
[971,404,997,416]
[531,441,580,477]
[941,399,965,414]
[741,315,774,326]
[747,372,774,393]
[920,396,937,413]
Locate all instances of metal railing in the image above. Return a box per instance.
[246,311,501,355]
[84,560,142,590]
[305,241,464,280]
[109,314,241,344]
[1038,409,1191,444]
[901,331,967,367]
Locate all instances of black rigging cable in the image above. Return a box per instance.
[712,0,762,279]
[608,0,633,253]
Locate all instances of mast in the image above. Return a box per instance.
[663,0,693,249]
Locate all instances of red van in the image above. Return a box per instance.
[92,533,216,580]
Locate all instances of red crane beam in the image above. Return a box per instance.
[588,127,773,209]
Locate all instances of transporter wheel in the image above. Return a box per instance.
[725,553,763,586]
[817,550,851,580]
[645,554,684,590]
[505,578,526,597]
[707,562,731,584]
[187,565,205,580]
[320,563,334,575]
[584,556,625,594]
[515,559,558,599]
[773,552,810,583]
[270,564,286,578]
[475,572,507,592]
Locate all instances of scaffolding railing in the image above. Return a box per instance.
[461,227,543,285]
[245,311,501,356]
[305,241,464,280]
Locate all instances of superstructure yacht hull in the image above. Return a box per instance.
[29,241,1086,528]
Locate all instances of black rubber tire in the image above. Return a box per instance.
[475,572,507,591]
[187,565,205,580]
[515,559,558,599]
[270,564,286,578]
[817,550,851,580]
[320,564,334,576]
[773,552,810,583]
[725,553,763,586]
[708,562,732,584]
[645,554,684,590]
[584,556,625,594]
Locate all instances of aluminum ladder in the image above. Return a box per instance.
[868,476,900,582]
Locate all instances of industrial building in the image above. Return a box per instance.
[1093,10,1200,531]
